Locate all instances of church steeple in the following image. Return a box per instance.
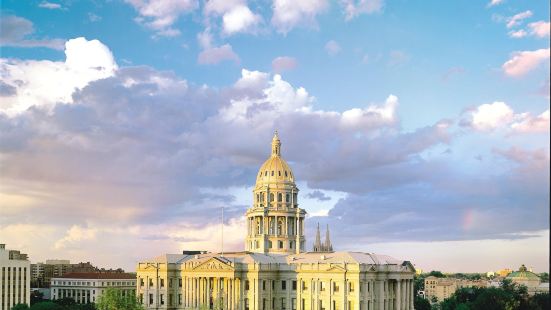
[324,224,333,252]
[313,223,322,252]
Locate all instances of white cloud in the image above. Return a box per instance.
[502,48,550,77]
[487,0,504,8]
[38,1,63,10]
[0,37,117,115]
[341,94,398,129]
[124,0,198,36]
[506,10,532,29]
[198,44,240,65]
[528,21,550,38]
[55,225,98,249]
[511,110,550,134]
[340,0,384,21]
[325,40,341,56]
[508,29,527,38]
[0,15,65,50]
[272,56,298,73]
[234,69,270,90]
[222,5,262,35]
[271,0,329,34]
[470,101,514,131]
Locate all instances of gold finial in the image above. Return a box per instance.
[271,131,281,156]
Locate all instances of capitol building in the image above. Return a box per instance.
[136,133,415,310]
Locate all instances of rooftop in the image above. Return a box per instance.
[55,272,135,279]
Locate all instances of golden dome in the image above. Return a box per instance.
[255,132,295,186]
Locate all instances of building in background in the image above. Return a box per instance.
[50,272,136,304]
[136,134,416,310]
[506,265,547,295]
[496,268,513,277]
[0,244,31,309]
[31,260,124,288]
[424,277,456,303]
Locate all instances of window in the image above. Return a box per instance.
[272,280,275,290]
[265,171,267,176]
[270,193,274,202]
[271,171,274,176]
[286,193,290,202]
[263,280,266,290]
[278,193,282,202]
[169,278,172,288]
[333,283,339,293]
[139,294,143,304]
[160,294,164,305]
[160,279,165,288]
[245,298,250,310]
[149,279,153,287]
[278,171,281,176]
[263,298,267,310]
[302,281,308,291]
[282,298,287,310]
[349,282,354,292]
[245,280,250,291]
[169,293,173,306]
[320,281,326,291]
[279,241,283,249]
[282,280,286,290]
[149,294,153,305]
[179,278,182,287]
[292,281,297,291]
[285,171,288,177]
[178,294,182,305]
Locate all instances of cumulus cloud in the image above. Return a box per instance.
[487,0,504,8]
[124,0,198,37]
[506,10,533,29]
[0,15,65,50]
[198,44,240,65]
[511,110,550,134]
[340,0,384,21]
[502,48,550,77]
[272,56,298,73]
[306,190,331,201]
[325,40,341,56]
[204,0,262,35]
[0,37,117,115]
[528,21,550,38]
[508,29,527,38]
[1,38,548,265]
[38,1,63,10]
[271,0,329,34]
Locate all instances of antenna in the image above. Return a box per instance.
[221,204,224,257]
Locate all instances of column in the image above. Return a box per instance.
[409,280,414,310]
[378,280,384,310]
[394,280,400,310]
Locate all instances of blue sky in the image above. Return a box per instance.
[0,0,549,273]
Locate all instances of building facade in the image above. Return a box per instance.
[136,133,415,310]
[0,244,31,310]
[50,272,136,304]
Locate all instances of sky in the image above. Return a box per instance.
[0,0,549,273]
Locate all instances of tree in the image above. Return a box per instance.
[539,273,549,283]
[30,290,45,305]
[95,288,143,310]
[414,296,431,310]
[427,271,446,278]
[527,293,550,310]
[29,302,63,310]
[11,304,29,310]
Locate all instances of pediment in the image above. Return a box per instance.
[193,257,234,271]
[325,264,346,272]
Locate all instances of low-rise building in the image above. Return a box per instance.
[50,272,136,304]
[496,268,512,277]
[424,276,456,303]
[0,244,31,309]
[506,265,544,296]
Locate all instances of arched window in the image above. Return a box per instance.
[277,218,284,235]
[265,171,268,176]
[256,193,260,202]
[270,193,274,202]
[285,171,288,177]
[271,171,274,176]
[278,171,281,176]
[278,193,282,202]
[256,220,261,235]
[286,194,290,202]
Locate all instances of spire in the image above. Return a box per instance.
[324,224,333,252]
[313,223,322,252]
[271,131,281,156]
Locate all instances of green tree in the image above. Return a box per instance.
[95,288,143,310]
[30,290,45,305]
[414,296,431,310]
[11,304,29,310]
[29,302,63,310]
[539,273,549,283]
[427,271,446,278]
[527,293,550,310]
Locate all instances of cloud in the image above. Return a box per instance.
[271,56,298,73]
[0,15,65,50]
[325,40,341,56]
[388,50,409,66]
[340,0,384,21]
[528,21,550,38]
[463,101,549,134]
[271,0,329,34]
[487,0,504,8]
[506,10,533,29]
[511,110,550,134]
[306,190,331,201]
[198,44,240,65]
[38,1,63,10]
[508,29,527,38]
[502,48,550,77]
[55,225,98,249]
[222,5,262,35]
[0,37,117,115]
[88,13,102,22]
[468,101,514,131]
[124,0,198,37]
